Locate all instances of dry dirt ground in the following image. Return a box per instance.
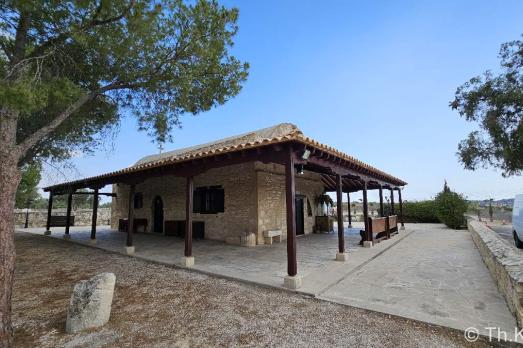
[12,232,498,347]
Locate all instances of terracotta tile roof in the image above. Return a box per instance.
[44,123,406,191]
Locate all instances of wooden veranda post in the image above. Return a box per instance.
[335,174,345,259]
[362,181,370,244]
[184,176,194,260]
[45,192,53,235]
[90,188,99,240]
[125,183,136,252]
[64,193,73,236]
[398,188,405,230]
[347,192,352,228]
[390,188,395,215]
[379,185,384,217]
[284,146,301,288]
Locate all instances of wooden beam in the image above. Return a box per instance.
[347,192,352,227]
[72,191,116,197]
[379,186,384,217]
[45,193,53,232]
[323,174,337,189]
[336,174,345,254]
[362,181,369,239]
[90,189,99,240]
[320,174,336,191]
[126,184,135,247]
[397,188,404,228]
[184,176,194,257]
[65,193,73,235]
[285,147,297,277]
[390,188,395,215]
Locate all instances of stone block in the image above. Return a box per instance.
[89,239,97,245]
[123,246,135,255]
[44,230,51,236]
[66,272,116,333]
[240,233,256,247]
[336,252,348,261]
[264,229,282,238]
[181,256,195,267]
[363,241,373,248]
[284,275,302,289]
[263,229,282,245]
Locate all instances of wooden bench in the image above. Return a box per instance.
[388,215,398,236]
[118,218,148,233]
[49,215,75,227]
[360,215,399,246]
[264,230,282,245]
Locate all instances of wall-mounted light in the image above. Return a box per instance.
[301,148,311,160]
[297,164,304,175]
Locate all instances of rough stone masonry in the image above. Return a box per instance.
[66,272,116,333]
[469,220,523,327]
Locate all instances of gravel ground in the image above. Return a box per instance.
[12,232,498,347]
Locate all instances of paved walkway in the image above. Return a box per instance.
[22,223,518,338]
[318,224,517,338]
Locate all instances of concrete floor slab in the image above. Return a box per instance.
[22,223,518,340]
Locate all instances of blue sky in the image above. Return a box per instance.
[42,0,523,202]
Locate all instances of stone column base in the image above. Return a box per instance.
[400,225,405,230]
[336,252,348,261]
[181,256,195,267]
[44,230,51,236]
[88,239,97,245]
[363,241,373,248]
[123,246,135,255]
[63,234,71,239]
[284,275,302,289]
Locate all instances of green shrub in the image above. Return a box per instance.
[384,201,439,223]
[434,186,467,229]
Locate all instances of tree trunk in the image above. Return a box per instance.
[0,112,21,347]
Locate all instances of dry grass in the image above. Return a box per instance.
[12,232,494,347]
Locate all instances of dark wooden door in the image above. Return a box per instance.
[295,196,305,235]
[153,196,164,233]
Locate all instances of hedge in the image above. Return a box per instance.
[384,200,439,223]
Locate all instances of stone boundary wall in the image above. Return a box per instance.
[14,208,111,228]
[468,220,523,327]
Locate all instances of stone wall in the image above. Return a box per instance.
[255,162,324,244]
[111,160,326,245]
[111,162,258,242]
[468,220,523,327]
[14,208,111,228]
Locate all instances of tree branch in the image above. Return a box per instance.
[26,1,135,60]
[16,92,96,159]
[14,79,142,160]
